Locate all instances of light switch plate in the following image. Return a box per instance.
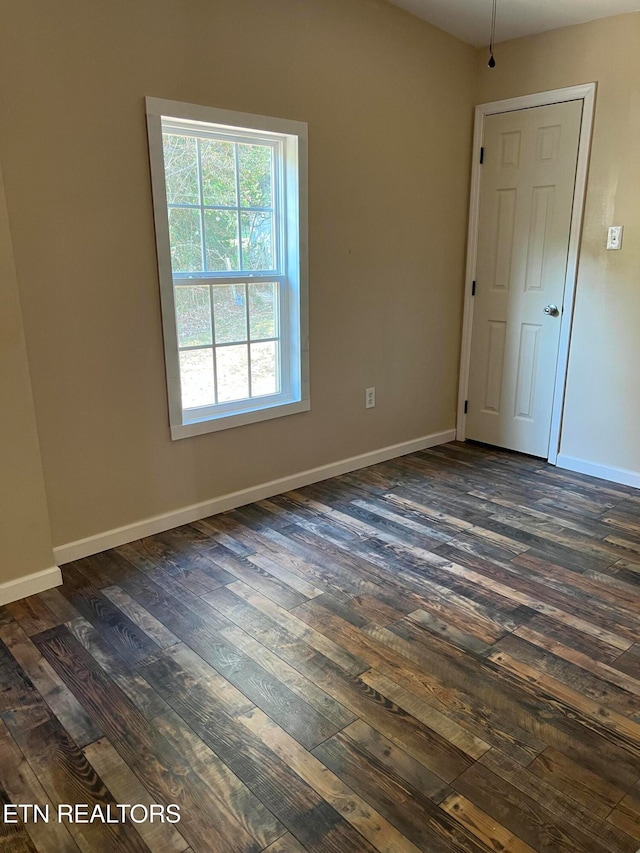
[607,225,623,250]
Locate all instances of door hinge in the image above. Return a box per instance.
[480,147,484,164]
[464,400,468,414]
[471,280,476,296]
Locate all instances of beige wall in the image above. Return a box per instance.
[0,0,476,548]
[477,13,640,478]
[0,163,55,582]
[1,3,638,572]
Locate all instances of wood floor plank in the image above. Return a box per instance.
[511,612,625,664]
[33,625,264,853]
[613,644,640,681]
[216,622,356,729]
[68,550,138,588]
[380,621,640,788]
[288,597,432,676]
[1,442,638,852]
[102,585,181,648]
[287,524,531,642]
[440,793,538,853]
[138,646,379,853]
[5,596,59,636]
[527,746,626,820]
[262,834,309,853]
[343,593,410,627]
[213,590,474,782]
[431,549,634,650]
[276,523,442,615]
[212,583,547,766]
[584,566,640,598]
[153,708,283,849]
[512,550,640,618]
[455,761,635,853]
[66,616,171,721]
[487,649,640,752]
[189,517,256,557]
[297,491,454,554]
[476,749,639,853]
[608,784,640,840]
[339,718,453,802]
[0,621,103,748]
[36,586,82,623]
[239,707,425,853]
[222,581,369,675]
[607,558,640,587]
[0,718,81,852]
[517,625,640,695]
[467,491,610,539]
[481,508,634,567]
[0,607,17,629]
[242,521,398,603]
[310,732,483,853]
[0,638,152,852]
[82,737,190,853]
[125,530,236,595]
[59,565,162,666]
[0,642,53,732]
[115,542,210,605]
[359,670,490,759]
[405,607,495,653]
[494,631,640,710]
[120,573,344,749]
[202,547,310,609]
[149,643,254,717]
[295,602,489,758]
[0,786,39,853]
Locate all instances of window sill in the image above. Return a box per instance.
[170,398,310,440]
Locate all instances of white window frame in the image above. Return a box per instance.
[146,97,309,440]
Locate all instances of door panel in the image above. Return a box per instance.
[466,100,582,457]
[514,322,541,419]
[483,320,506,413]
[494,189,516,291]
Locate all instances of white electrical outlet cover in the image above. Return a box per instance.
[607,225,623,250]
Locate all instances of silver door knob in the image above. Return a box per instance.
[544,304,560,317]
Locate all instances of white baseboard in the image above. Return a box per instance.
[556,454,640,490]
[0,565,62,606]
[54,429,456,565]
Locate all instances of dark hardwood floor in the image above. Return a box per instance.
[1,441,639,852]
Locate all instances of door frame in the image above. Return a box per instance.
[456,83,596,463]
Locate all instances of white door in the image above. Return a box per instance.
[466,100,583,457]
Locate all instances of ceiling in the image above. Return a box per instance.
[387,0,640,46]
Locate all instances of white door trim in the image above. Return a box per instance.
[456,83,596,463]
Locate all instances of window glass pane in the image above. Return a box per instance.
[204,210,240,272]
[217,345,249,402]
[175,286,212,348]
[238,143,273,209]
[179,349,215,409]
[241,211,274,270]
[201,139,237,207]
[163,134,199,204]
[251,341,278,396]
[212,284,247,344]
[249,282,277,340]
[168,208,203,272]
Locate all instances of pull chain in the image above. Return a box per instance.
[488,0,497,67]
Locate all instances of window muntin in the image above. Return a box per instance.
[162,129,278,276]
[146,98,309,438]
[174,280,281,410]
[162,126,282,413]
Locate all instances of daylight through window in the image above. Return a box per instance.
[146,99,309,439]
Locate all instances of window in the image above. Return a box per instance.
[146,98,309,439]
